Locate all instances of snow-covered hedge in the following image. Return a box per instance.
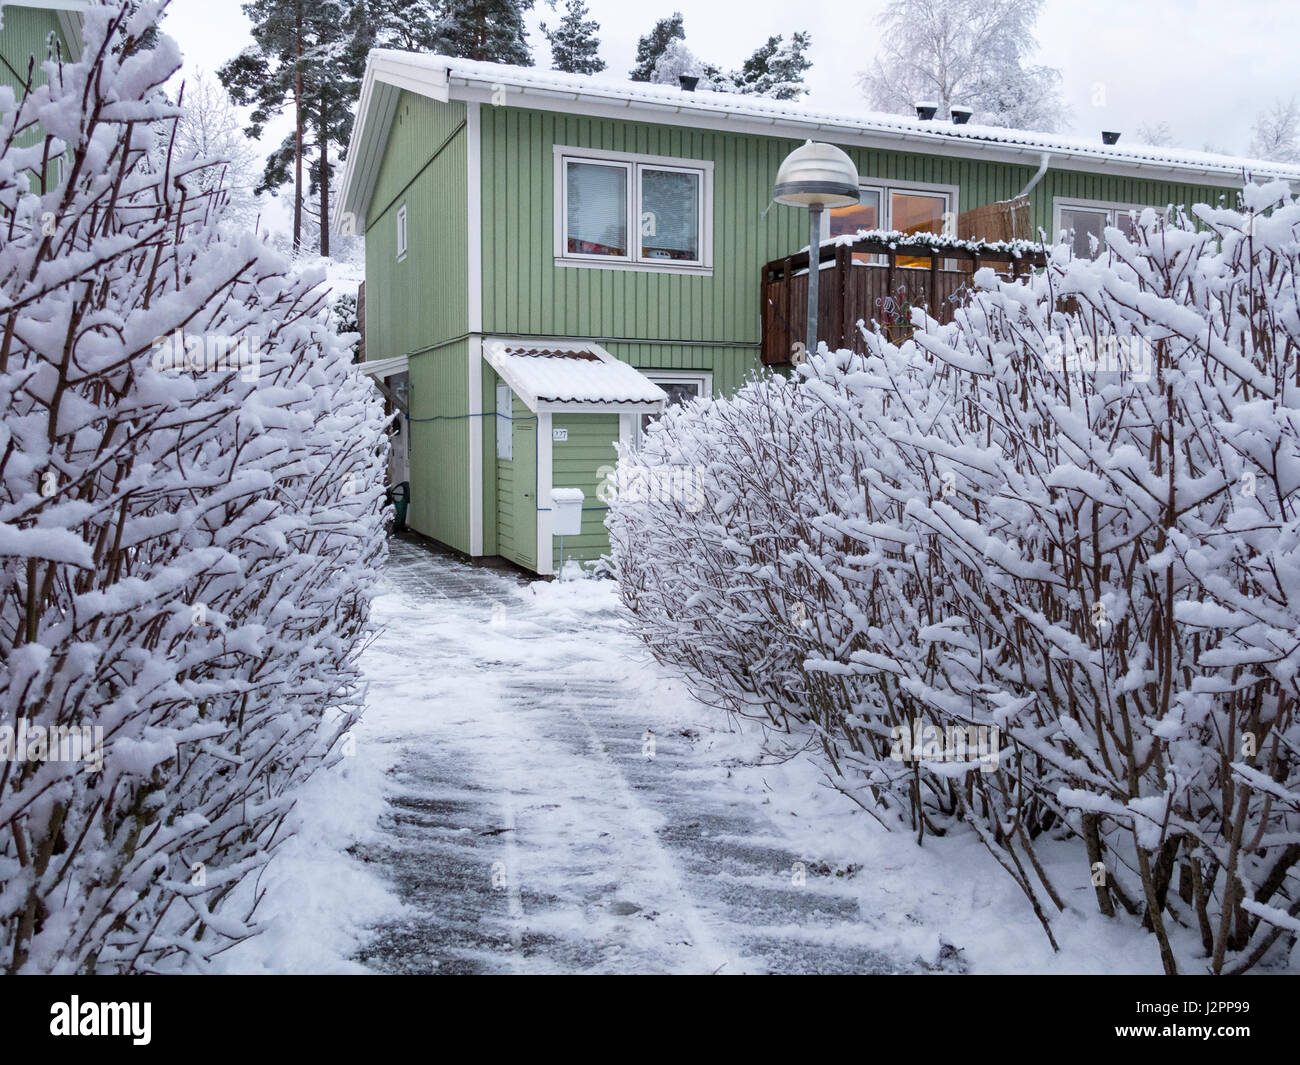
[609,186,1300,973]
[0,2,388,971]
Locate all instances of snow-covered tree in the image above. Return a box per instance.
[542,0,604,75]
[858,0,1068,131]
[1136,120,1174,147]
[733,32,812,101]
[1249,96,1299,162]
[649,39,700,86]
[610,185,1300,974]
[434,0,534,64]
[629,12,684,82]
[165,71,261,229]
[0,0,388,972]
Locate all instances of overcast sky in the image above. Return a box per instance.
[161,0,1297,169]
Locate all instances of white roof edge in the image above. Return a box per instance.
[337,50,1300,234]
[358,354,409,378]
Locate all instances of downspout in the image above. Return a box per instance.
[1019,151,1052,200]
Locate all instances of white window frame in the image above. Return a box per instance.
[1053,197,1162,254]
[824,178,959,246]
[396,203,408,261]
[554,145,714,275]
[635,370,713,447]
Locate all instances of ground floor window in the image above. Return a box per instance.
[638,371,712,441]
[1054,199,1150,258]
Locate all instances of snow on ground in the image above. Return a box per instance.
[226,536,1201,975]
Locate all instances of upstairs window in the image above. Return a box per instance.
[828,182,955,266]
[557,148,712,272]
[396,203,408,261]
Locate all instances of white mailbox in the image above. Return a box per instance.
[551,488,584,537]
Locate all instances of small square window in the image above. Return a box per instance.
[396,204,408,261]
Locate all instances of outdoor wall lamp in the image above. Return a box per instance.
[774,140,860,361]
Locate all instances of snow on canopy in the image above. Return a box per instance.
[484,339,667,409]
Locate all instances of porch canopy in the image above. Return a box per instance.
[483,339,667,413]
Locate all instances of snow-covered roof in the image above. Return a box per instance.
[484,339,667,413]
[336,50,1300,230]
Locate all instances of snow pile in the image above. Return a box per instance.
[0,2,388,972]
[609,186,1300,974]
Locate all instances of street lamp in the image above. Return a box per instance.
[773,141,860,362]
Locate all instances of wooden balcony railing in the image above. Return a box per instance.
[760,231,1048,366]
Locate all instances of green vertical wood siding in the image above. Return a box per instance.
[406,341,471,554]
[479,103,1239,361]
[364,93,468,364]
[551,413,619,570]
[0,6,68,98]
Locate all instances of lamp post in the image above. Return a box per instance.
[773,141,860,362]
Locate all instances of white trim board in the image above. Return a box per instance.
[466,101,483,556]
[536,412,553,576]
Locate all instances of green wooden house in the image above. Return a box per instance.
[336,51,1300,576]
[0,1,87,95]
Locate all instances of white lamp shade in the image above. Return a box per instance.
[773,140,860,208]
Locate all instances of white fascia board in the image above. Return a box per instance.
[466,101,483,555]
[358,354,409,378]
[536,400,663,414]
[334,55,450,232]
[56,9,82,60]
[443,77,1276,190]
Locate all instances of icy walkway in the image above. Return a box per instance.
[350,537,910,975]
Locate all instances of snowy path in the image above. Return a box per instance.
[349,538,910,975]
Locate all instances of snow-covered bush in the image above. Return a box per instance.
[609,184,1300,973]
[0,2,388,972]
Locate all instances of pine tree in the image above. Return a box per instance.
[221,1,437,257]
[734,32,812,100]
[542,0,604,74]
[434,0,534,64]
[629,13,684,81]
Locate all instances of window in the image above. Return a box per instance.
[556,147,712,273]
[1055,200,1150,258]
[396,203,408,261]
[638,371,712,440]
[828,182,955,267]
[496,382,512,461]
[565,160,628,258]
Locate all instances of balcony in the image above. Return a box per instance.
[760,229,1049,366]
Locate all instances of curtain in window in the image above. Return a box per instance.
[567,161,627,256]
[640,168,699,262]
